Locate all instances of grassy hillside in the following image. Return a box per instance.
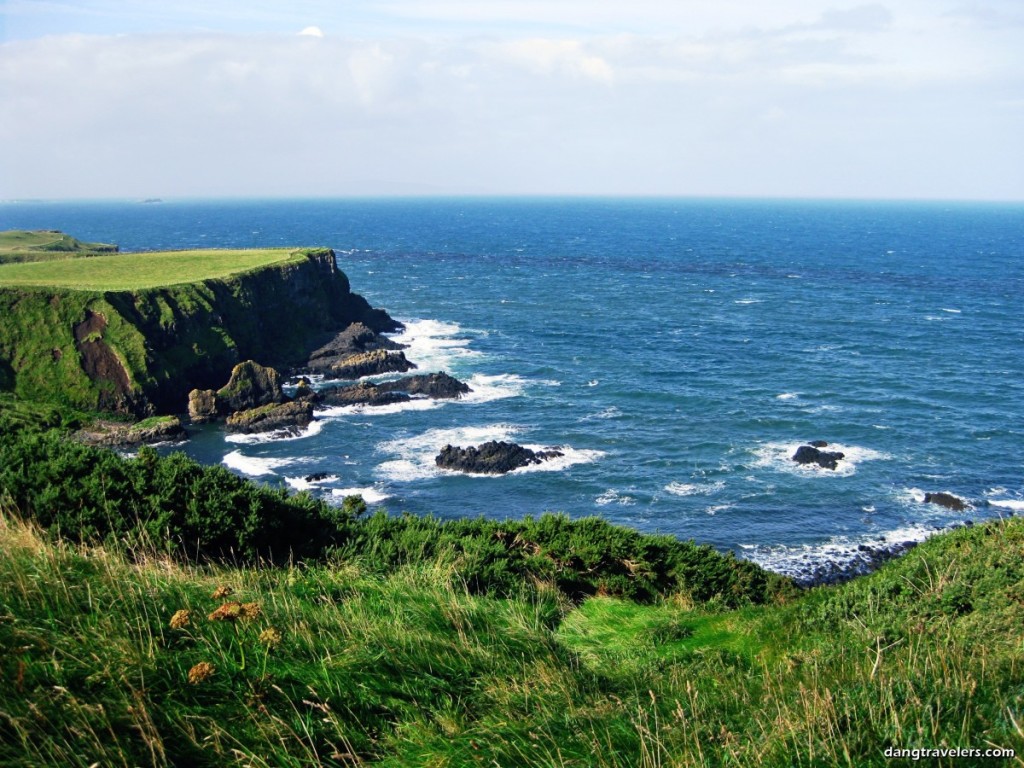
[1,499,1021,766]
[0,229,117,263]
[0,417,1021,766]
[0,248,302,290]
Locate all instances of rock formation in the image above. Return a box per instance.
[436,441,564,475]
[792,443,845,471]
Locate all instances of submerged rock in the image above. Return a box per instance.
[436,441,564,475]
[792,444,845,471]
[923,492,970,512]
[225,401,313,435]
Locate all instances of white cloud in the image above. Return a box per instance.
[298,26,324,38]
[0,7,1021,200]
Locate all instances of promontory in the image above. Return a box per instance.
[0,236,398,416]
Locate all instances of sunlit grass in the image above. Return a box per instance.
[0,248,303,290]
[2,504,1023,766]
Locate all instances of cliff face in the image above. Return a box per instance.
[0,249,398,416]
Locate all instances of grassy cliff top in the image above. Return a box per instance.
[0,247,307,290]
[0,229,119,264]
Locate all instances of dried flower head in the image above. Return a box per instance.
[258,627,282,648]
[211,585,234,600]
[187,661,216,685]
[208,601,243,622]
[169,609,191,629]
[239,602,262,621]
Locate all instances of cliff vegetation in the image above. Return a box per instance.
[0,246,395,415]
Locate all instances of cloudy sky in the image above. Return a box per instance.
[1,0,1022,200]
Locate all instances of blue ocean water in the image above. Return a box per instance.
[3,198,1023,579]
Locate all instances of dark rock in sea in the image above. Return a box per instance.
[809,440,829,448]
[436,441,564,475]
[225,401,313,435]
[328,349,415,380]
[378,372,471,399]
[306,322,407,376]
[792,444,846,470]
[304,472,332,483]
[315,372,471,408]
[217,361,285,413]
[923,492,970,512]
[75,416,187,448]
[187,388,220,423]
[317,382,411,408]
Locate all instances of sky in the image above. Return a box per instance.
[1,0,1022,200]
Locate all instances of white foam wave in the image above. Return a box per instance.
[224,420,324,445]
[776,392,799,401]
[331,487,392,504]
[735,298,762,305]
[461,373,527,404]
[388,318,482,373]
[664,480,726,497]
[751,441,889,477]
[222,450,292,477]
[988,499,1024,512]
[941,308,962,314]
[376,424,603,481]
[513,445,605,474]
[317,398,442,418]
[284,473,340,491]
[377,424,522,481]
[596,489,636,506]
[742,523,939,582]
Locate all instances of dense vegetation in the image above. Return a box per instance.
[0,423,788,605]
[2,453,1022,765]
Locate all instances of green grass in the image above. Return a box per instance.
[0,248,304,290]
[2,499,1023,766]
[0,230,117,263]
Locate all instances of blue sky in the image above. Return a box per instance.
[2,0,1022,199]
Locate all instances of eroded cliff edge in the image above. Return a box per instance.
[0,248,399,416]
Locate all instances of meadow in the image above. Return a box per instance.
[0,247,303,289]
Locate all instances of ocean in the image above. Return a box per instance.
[3,197,1022,582]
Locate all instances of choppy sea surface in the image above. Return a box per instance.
[3,198,1023,582]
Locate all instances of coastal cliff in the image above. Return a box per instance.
[0,248,398,415]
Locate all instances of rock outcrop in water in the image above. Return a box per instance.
[923,492,970,512]
[316,372,471,408]
[225,401,314,435]
[436,441,564,475]
[792,443,845,471]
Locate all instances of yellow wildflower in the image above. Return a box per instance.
[208,601,243,622]
[169,609,191,629]
[258,627,282,648]
[187,661,216,685]
[239,602,262,621]
[211,585,234,600]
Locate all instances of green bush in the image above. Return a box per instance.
[0,427,792,606]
